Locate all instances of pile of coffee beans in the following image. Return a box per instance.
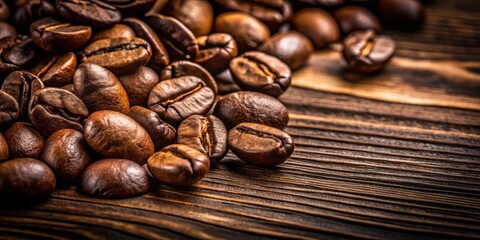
[0,0,425,202]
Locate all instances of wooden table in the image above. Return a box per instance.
[1,2,479,239]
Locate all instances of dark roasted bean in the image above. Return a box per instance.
[334,6,382,35]
[215,69,241,94]
[0,90,20,129]
[0,36,40,78]
[103,0,155,17]
[29,52,77,87]
[91,24,135,42]
[160,61,218,94]
[14,0,56,31]
[4,122,44,158]
[56,0,121,28]
[196,33,238,75]
[1,70,44,118]
[258,32,313,70]
[378,0,425,30]
[292,8,340,49]
[162,0,214,36]
[118,66,159,107]
[0,0,10,21]
[0,22,17,39]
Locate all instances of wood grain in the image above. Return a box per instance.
[1,1,480,239]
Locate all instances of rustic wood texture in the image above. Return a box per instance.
[1,2,480,239]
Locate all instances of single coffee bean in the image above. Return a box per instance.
[258,32,313,70]
[118,66,159,107]
[342,30,396,73]
[145,13,199,61]
[0,0,10,21]
[215,69,241,94]
[378,0,425,30]
[127,106,176,151]
[334,6,382,35]
[91,23,136,42]
[14,0,56,31]
[29,52,77,87]
[228,122,294,167]
[0,36,40,78]
[177,115,228,164]
[1,70,44,118]
[4,122,44,158]
[0,22,17,39]
[292,8,340,49]
[103,0,155,17]
[84,110,154,165]
[148,76,215,126]
[214,12,270,53]
[160,61,218,94]
[196,33,238,75]
[0,133,8,162]
[80,37,152,75]
[229,51,292,97]
[123,17,169,72]
[41,129,91,187]
[73,63,130,113]
[56,0,121,28]
[29,87,89,137]
[147,144,210,186]
[80,158,149,198]
[0,90,20,129]
[214,91,289,129]
[0,158,56,202]
[30,17,92,53]
[162,0,214,36]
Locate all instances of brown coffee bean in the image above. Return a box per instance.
[334,6,382,35]
[80,158,150,198]
[196,33,238,75]
[215,69,241,94]
[1,70,44,118]
[160,61,218,95]
[84,110,154,165]
[73,63,130,113]
[0,0,10,22]
[162,0,214,36]
[91,24,136,42]
[0,22,17,39]
[5,122,44,158]
[103,0,155,17]
[292,8,340,49]
[0,133,8,162]
[0,90,20,129]
[147,144,210,186]
[29,52,77,87]
[228,122,294,167]
[118,66,159,107]
[258,32,313,70]
[41,129,91,187]
[14,0,56,31]
[56,0,121,28]
[0,36,40,78]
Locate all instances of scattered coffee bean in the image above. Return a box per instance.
[215,69,241,94]
[160,61,218,95]
[258,32,313,70]
[14,0,56,31]
[0,0,10,22]
[0,22,17,39]
[162,0,214,36]
[0,133,8,162]
[0,90,20,129]
[56,0,121,28]
[91,23,136,42]
[118,66,159,107]
[1,70,44,118]
[0,35,39,77]
[334,6,382,35]
[29,52,77,87]
[103,0,155,17]
[196,33,238,75]
[4,122,44,159]
[292,8,340,49]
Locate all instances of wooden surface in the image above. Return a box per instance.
[1,2,480,239]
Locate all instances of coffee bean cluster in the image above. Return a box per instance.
[0,0,425,202]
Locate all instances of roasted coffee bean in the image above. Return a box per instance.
[342,30,396,73]
[0,36,40,77]
[0,0,9,21]
[229,51,292,97]
[259,32,313,70]
[196,33,238,75]
[80,158,149,198]
[14,0,56,31]
[103,0,155,17]
[84,110,154,165]
[147,144,210,186]
[334,6,382,35]
[123,17,169,72]
[292,8,340,49]
[145,13,199,61]
[148,76,215,126]
[0,158,56,202]
[118,66,159,106]
[4,122,44,158]
[28,87,89,137]
[41,129,91,187]
[73,63,130,113]
[228,122,294,167]
[1,71,44,118]
[215,69,241,94]
[214,12,270,53]
[214,0,292,31]
[214,91,289,129]
[29,52,77,87]
[128,106,176,151]
[30,17,92,53]
[162,0,214,36]
[56,0,121,28]
[378,0,425,30]
[0,133,8,162]
[80,37,151,75]
[0,22,17,39]
[91,24,135,42]
[0,90,20,129]
[177,115,228,164]
[160,61,218,94]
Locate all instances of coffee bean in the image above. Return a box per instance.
[80,37,152,75]
[145,13,199,61]
[14,0,56,31]
[229,51,292,97]
[103,0,155,17]
[228,122,294,167]
[0,0,10,22]
[4,122,44,158]
[91,23,135,42]
[123,17,169,72]
[334,6,382,35]
[177,115,228,164]
[56,0,121,28]
[118,66,159,107]
[28,87,89,137]
[80,158,149,198]
[29,52,77,87]
[0,158,56,202]
[0,133,8,162]
[0,22,17,39]
[378,0,425,30]
[215,69,241,94]
[0,36,40,78]
[30,17,92,53]
[147,144,210,186]
[214,12,270,53]
[160,61,218,95]
[258,32,313,70]
[214,91,289,129]
[292,8,340,49]
[0,90,20,129]
[1,70,44,118]
[162,0,214,36]
[196,33,238,75]
[84,110,154,165]
[342,30,396,73]
[127,106,176,151]
[41,129,91,187]
[73,63,130,113]
[148,76,215,126]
